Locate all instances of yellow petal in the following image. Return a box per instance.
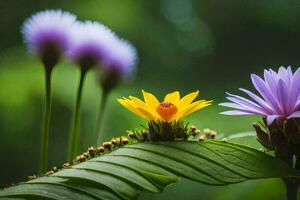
[129,96,157,118]
[176,100,212,119]
[137,107,156,120]
[117,98,149,119]
[178,91,199,109]
[182,102,212,118]
[164,91,180,105]
[142,90,160,110]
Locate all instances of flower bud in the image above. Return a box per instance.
[88,146,96,157]
[63,163,70,168]
[103,142,112,150]
[27,175,37,181]
[199,135,205,141]
[193,129,201,136]
[127,131,137,139]
[76,155,85,163]
[120,137,129,145]
[97,146,105,154]
[82,152,89,158]
[190,125,197,132]
[45,170,54,176]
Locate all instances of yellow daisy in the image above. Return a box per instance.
[118,90,212,122]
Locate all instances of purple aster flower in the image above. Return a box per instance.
[94,35,137,145]
[67,21,116,70]
[102,38,137,79]
[220,66,300,124]
[22,10,76,68]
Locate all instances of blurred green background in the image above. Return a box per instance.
[1,0,300,199]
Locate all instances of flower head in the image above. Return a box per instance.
[118,90,212,122]
[21,10,76,68]
[102,38,137,79]
[220,66,300,124]
[99,38,137,92]
[67,21,116,70]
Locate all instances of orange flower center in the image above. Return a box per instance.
[156,102,178,121]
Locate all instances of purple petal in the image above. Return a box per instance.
[278,67,288,80]
[220,110,256,116]
[264,69,278,94]
[266,115,280,125]
[269,68,278,77]
[287,66,293,80]
[102,38,137,78]
[288,111,300,119]
[284,66,293,87]
[220,99,268,116]
[219,103,260,114]
[295,99,300,111]
[290,67,300,110]
[277,66,292,87]
[251,74,282,114]
[239,88,274,114]
[276,79,289,115]
[222,99,266,115]
[226,92,268,115]
[219,102,244,109]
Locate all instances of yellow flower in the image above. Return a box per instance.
[118,90,212,122]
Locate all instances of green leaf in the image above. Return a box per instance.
[0,140,298,200]
[227,131,256,140]
[226,131,262,148]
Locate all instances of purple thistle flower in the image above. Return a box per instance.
[22,10,76,68]
[102,38,137,79]
[67,21,117,70]
[220,66,300,124]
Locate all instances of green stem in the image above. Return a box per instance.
[284,179,299,200]
[68,68,87,163]
[95,91,109,146]
[279,153,300,200]
[40,67,52,173]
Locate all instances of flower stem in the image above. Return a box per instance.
[277,151,300,200]
[283,179,299,200]
[40,67,52,173]
[68,68,87,163]
[95,90,109,146]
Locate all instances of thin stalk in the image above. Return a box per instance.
[280,154,300,200]
[295,156,300,171]
[284,179,299,200]
[95,91,109,145]
[68,68,87,163]
[40,67,52,173]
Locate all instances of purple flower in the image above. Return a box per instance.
[67,21,117,70]
[22,10,76,67]
[102,38,137,79]
[220,66,300,124]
